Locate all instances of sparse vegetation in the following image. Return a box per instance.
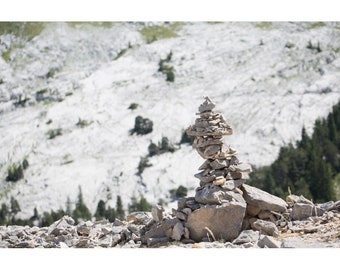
[255,22,272,29]
[285,42,295,49]
[137,157,152,175]
[140,23,182,44]
[128,103,139,110]
[46,128,62,139]
[306,40,322,53]
[128,195,152,212]
[13,94,30,107]
[148,137,176,157]
[170,185,188,200]
[130,116,153,135]
[6,163,24,182]
[0,22,45,41]
[114,48,128,60]
[309,22,326,29]
[76,118,93,128]
[158,51,175,82]
[179,129,195,145]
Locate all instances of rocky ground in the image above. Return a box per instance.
[0,206,339,248]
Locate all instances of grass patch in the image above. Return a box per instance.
[67,22,114,28]
[309,22,326,29]
[0,22,45,40]
[141,23,182,43]
[255,22,272,29]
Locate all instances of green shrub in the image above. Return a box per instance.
[128,103,139,110]
[170,185,188,200]
[130,116,153,135]
[46,128,62,139]
[306,40,322,53]
[137,157,152,175]
[179,130,195,145]
[6,163,24,182]
[128,195,152,212]
[148,137,176,157]
[76,118,92,128]
[158,52,175,82]
[22,158,29,170]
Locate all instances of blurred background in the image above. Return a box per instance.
[0,21,339,226]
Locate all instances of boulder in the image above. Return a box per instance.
[257,235,281,248]
[127,212,153,225]
[252,219,280,237]
[186,201,246,242]
[290,203,315,220]
[232,230,259,244]
[241,184,288,213]
[195,183,245,205]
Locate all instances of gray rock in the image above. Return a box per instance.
[146,237,169,247]
[186,201,246,242]
[111,234,122,247]
[77,224,90,236]
[195,183,245,205]
[290,203,315,220]
[141,218,177,244]
[171,222,184,241]
[127,212,153,225]
[246,204,261,216]
[221,179,246,191]
[280,237,340,248]
[151,205,164,223]
[252,219,280,237]
[286,194,313,205]
[242,184,288,213]
[232,230,260,244]
[112,225,125,234]
[257,235,281,248]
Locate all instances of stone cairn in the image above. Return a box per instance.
[182,96,252,241]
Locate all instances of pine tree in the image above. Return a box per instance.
[95,200,106,219]
[116,196,125,219]
[73,186,92,223]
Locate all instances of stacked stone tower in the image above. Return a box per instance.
[181,97,252,241]
[186,96,252,205]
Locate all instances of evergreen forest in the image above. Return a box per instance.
[249,100,340,203]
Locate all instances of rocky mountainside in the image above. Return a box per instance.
[1,22,340,219]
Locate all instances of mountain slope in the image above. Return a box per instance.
[1,22,340,218]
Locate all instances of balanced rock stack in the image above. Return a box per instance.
[182,97,252,241]
[186,96,252,204]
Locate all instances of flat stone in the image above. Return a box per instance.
[257,235,281,248]
[171,222,184,241]
[203,145,221,156]
[146,237,169,247]
[198,160,211,170]
[151,205,164,223]
[213,177,226,186]
[286,194,313,205]
[195,184,246,205]
[252,219,280,237]
[290,203,315,220]
[221,179,246,191]
[141,218,177,244]
[186,201,246,242]
[127,212,153,225]
[232,230,260,244]
[210,159,228,170]
[242,184,288,213]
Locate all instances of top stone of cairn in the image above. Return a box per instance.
[186,96,233,137]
